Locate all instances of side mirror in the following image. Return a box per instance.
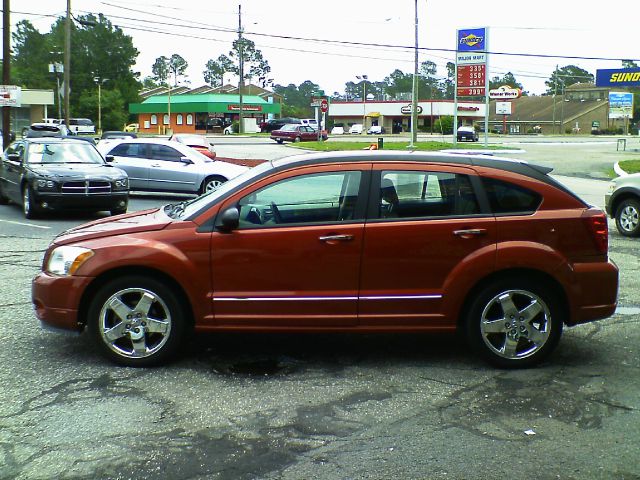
[6,153,20,162]
[105,155,115,163]
[216,207,239,232]
[180,156,194,164]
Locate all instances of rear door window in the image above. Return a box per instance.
[482,177,542,214]
[377,170,480,219]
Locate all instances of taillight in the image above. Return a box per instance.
[582,208,608,254]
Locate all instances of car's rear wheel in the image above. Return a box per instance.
[615,198,640,236]
[87,275,187,367]
[201,175,227,194]
[0,184,9,205]
[465,278,563,368]
[294,136,301,143]
[22,186,39,219]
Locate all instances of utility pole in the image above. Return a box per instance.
[409,0,419,147]
[64,0,71,126]
[238,4,244,134]
[2,0,10,148]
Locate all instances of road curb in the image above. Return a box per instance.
[614,162,628,177]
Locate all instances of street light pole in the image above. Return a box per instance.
[409,0,419,148]
[64,0,71,126]
[94,77,107,135]
[356,74,368,128]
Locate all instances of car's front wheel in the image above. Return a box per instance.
[22,186,39,219]
[615,198,640,236]
[201,175,227,194]
[87,276,187,367]
[465,278,563,368]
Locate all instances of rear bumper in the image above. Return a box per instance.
[569,258,619,325]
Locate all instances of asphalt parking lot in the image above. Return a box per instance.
[0,137,638,479]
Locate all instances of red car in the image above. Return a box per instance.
[168,133,216,160]
[270,124,327,143]
[32,151,618,368]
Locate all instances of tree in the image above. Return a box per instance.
[489,72,526,95]
[152,56,170,85]
[152,54,188,86]
[13,14,140,123]
[273,80,321,117]
[228,38,271,85]
[545,65,594,94]
[12,20,53,89]
[203,54,234,87]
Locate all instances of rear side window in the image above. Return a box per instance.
[109,143,146,158]
[378,171,479,219]
[482,177,542,214]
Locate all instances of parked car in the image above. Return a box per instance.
[457,126,479,142]
[22,123,96,144]
[124,123,139,133]
[367,125,386,134]
[96,138,247,195]
[32,151,618,368]
[605,173,640,236]
[168,133,216,160]
[223,125,234,135]
[0,138,129,218]
[270,124,327,143]
[67,118,96,135]
[349,124,364,134]
[101,131,137,140]
[331,126,345,135]
[260,118,301,133]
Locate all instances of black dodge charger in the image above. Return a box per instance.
[0,138,129,218]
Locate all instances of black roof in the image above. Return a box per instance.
[271,150,553,179]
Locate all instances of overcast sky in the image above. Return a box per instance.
[10,0,640,96]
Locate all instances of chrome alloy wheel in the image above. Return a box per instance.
[98,287,171,359]
[204,176,225,193]
[619,204,639,233]
[479,289,552,360]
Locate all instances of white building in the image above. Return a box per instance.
[328,100,485,133]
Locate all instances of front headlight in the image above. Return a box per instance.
[46,246,94,276]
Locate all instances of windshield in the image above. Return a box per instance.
[27,142,105,165]
[168,161,275,219]
[279,124,299,132]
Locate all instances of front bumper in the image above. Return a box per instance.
[32,271,94,332]
[32,191,128,211]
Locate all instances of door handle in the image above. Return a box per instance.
[453,228,487,237]
[150,163,162,167]
[319,234,354,242]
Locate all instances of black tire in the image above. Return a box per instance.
[110,206,128,216]
[615,198,640,237]
[465,277,563,368]
[201,175,227,195]
[0,184,9,205]
[87,275,187,367]
[22,186,39,219]
[276,139,284,144]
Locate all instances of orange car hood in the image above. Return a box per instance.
[53,209,171,245]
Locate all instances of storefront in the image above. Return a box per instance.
[328,100,485,133]
[129,93,281,134]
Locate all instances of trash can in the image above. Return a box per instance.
[377,137,384,149]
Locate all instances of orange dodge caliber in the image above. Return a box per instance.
[32,151,619,368]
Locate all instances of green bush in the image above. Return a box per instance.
[433,115,454,134]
